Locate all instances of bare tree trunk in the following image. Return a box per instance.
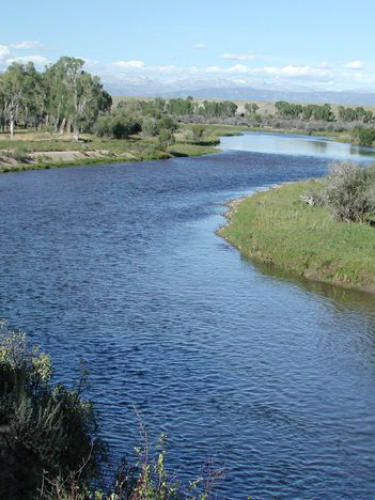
[59,117,66,134]
[9,117,15,138]
[73,123,79,141]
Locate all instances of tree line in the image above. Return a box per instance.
[0,57,112,139]
[274,100,374,124]
[2,57,375,147]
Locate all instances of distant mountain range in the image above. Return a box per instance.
[106,81,375,106]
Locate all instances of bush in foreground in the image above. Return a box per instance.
[0,321,105,499]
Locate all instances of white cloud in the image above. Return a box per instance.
[227,64,250,73]
[77,58,375,93]
[79,57,99,67]
[261,65,330,77]
[221,51,256,61]
[344,60,364,69]
[113,60,145,69]
[9,41,44,50]
[6,55,49,66]
[231,78,247,85]
[206,65,223,73]
[0,45,10,60]
[193,43,207,49]
[204,63,331,78]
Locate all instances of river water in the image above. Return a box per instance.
[1,133,375,498]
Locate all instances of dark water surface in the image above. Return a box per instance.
[1,133,375,498]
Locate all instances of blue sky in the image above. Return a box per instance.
[2,0,375,92]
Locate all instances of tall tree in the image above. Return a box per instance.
[2,63,31,137]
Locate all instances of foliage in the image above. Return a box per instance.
[167,97,194,116]
[300,162,375,223]
[0,321,105,499]
[0,57,111,138]
[275,101,303,119]
[191,124,205,141]
[338,106,373,123]
[323,162,375,222]
[199,100,238,118]
[106,432,220,500]
[94,115,142,139]
[275,101,335,122]
[351,126,375,146]
[142,118,160,137]
[158,129,175,151]
[244,103,259,117]
[157,116,178,132]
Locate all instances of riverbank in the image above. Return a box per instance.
[0,123,350,174]
[0,124,245,174]
[219,181,375,294]
[245,125,351,142]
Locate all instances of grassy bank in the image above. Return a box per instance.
[0,126,225,173]
[243,125,352,142]
[219,181,375,294]
[0,123,354,174]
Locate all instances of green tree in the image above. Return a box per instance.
[191,124,205,141]
[45,57,111,137]
[2,62,37,137]
[158,128,175,151]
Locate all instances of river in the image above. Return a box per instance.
[1,132,375,498]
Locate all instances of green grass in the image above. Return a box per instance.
[0,129,222,173]
[179,123,246,137]
[220,180,375,293]
[168,142,218,156]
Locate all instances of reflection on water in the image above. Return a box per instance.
[221,131,375,162]
[251,257,375,313]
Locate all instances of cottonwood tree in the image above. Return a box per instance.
[45,57,111,139]
[2,63,30,137]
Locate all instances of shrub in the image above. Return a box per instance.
[300,180,326,207]
[94,115,142,139]
[142,118,160,137]
[93,116,112,137]
[352,126,375,147]
[191,124,205,141]
[158,129,175,151]
[11,145,30,163]
[157,116,178,132]
[324,162,375,222]
[0,321,105,499]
